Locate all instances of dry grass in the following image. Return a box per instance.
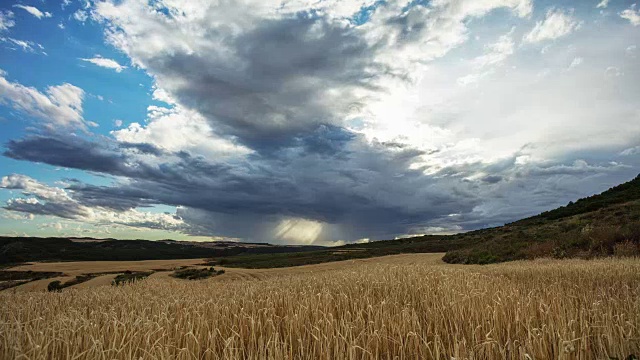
[1,255,639,359]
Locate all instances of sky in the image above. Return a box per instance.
[0,0,639,246]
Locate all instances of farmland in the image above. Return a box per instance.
[1,254,638,359]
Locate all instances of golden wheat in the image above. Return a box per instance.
[1,256,639,359]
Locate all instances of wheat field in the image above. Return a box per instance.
[1,254,639,359]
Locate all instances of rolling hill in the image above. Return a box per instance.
[2,174,638,267]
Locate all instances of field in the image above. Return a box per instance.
[1,254,639,359]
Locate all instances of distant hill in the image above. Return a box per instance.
[0,237,323,265]
[3,174,639,267]
[518,174,640,222]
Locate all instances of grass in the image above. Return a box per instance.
[0,256,638,359]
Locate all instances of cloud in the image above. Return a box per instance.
[0,174,184,230]
[0,11,15,31]
[12,4,52,19]
[2,0,640,244]
[0,37,46,54]
[569,57,583,69]
[620,4,640,26]
[473,28,516,69]
[111,105,251,158]
[523,8,581,43]
[80,56,127,72]
[596,0,610,9]
[73,9,88,22]
[92,0,533,150]
[0,73,87,129]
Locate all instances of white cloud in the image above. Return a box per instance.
[569,57,583,69]
[596,0,610,9]
[1,174,184,230]
[620,146,640,156]
[605,66,622,77]
[0,73,86,129]
[114,119,123,127]
[473,28,516,69]
[73,9,88,22]
[112,105,251,158]
[0,10,15,31]
[80,56,127,72]
[620,4,640,26]
[13,5,52,19]
[523,8,581,43]
[0,37,46,54]
[58,22,65,29]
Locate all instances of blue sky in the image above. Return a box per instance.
[0,0,639,245]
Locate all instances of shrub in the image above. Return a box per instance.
[171,267,222,280]
[614,242,639,258]
[112,271,152,286]
[47,280,62,292]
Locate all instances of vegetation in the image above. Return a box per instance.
[112,271,153,286]
[171,267,224,280]
[525,174,640,221]
[218,174,640,267]
[210,236,470,268]
[443,194,640,264]
[46,275,97,292]
[46,280,62,292]
[0,237,323,265]
[0,270,63,291]
[1,256,638,359]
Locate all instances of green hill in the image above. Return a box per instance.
[216,174,640,268]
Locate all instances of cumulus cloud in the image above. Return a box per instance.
[620,4,640,26]
[596,0,610,9]
[111,105,251,158]
[0,73,87,129]
[80,55,127,72]
[93,0,533,149]
[523,8,581,43]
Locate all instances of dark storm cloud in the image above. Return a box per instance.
[3,131,488,240]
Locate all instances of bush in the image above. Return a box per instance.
[614,242,639,257]
[47,280,62,292]
[171,267,222,280]
[112,271,152,286]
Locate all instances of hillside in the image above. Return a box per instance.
[443,174,640,264]
[215,174,640,267]
[0,237,323,265]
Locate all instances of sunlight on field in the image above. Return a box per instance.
[1,255,639,359]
